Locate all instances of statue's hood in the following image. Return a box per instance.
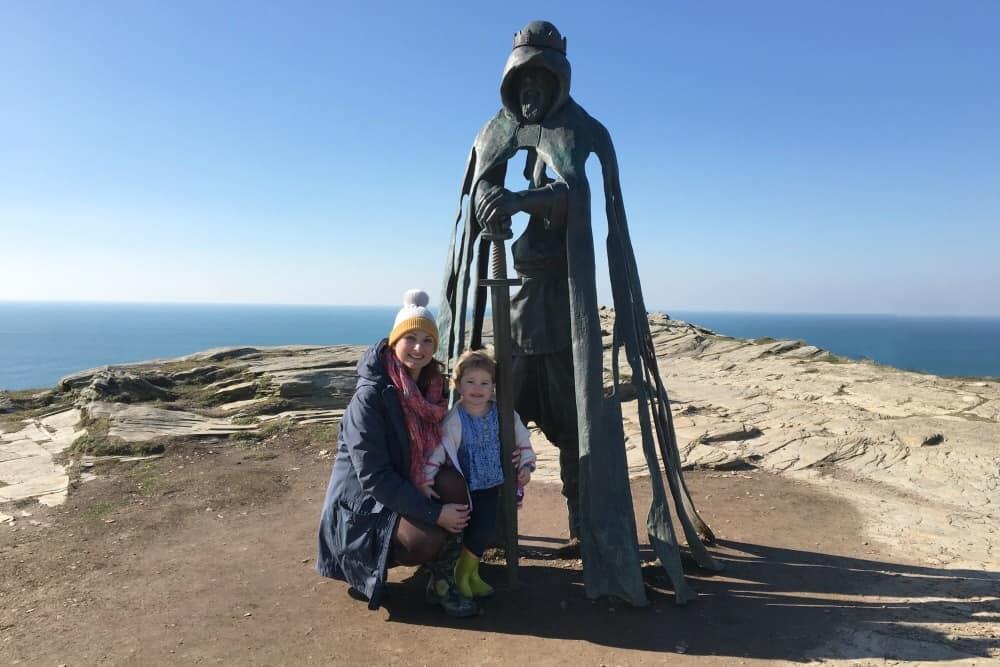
[500,42,571,123]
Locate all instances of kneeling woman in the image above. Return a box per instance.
[316,290,477,617]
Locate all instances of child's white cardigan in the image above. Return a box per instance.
[423,400,538,484]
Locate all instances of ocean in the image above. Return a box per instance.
[1,302,998,391]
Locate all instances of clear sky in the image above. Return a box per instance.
[2,1,998,315]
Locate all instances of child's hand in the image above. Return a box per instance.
[517,465,532,486]
[420,481,439,499]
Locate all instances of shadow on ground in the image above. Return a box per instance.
[373,539,998,661]
[368,504,1000,661]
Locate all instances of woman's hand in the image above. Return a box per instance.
[517,465,532,486]
[436,503,470,534]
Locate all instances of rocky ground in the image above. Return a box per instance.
[1,312,997,665]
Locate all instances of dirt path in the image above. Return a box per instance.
[1,430,997,665]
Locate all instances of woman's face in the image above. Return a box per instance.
[393,330,436,379]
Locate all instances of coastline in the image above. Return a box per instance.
[2,310,998,662]
[3,302,1000,391]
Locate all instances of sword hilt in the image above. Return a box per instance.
[481,219,513,242]
[482,226,522,287]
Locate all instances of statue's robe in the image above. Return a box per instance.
[439,44,721,605]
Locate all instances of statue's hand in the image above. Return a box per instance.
[475,186,518,232]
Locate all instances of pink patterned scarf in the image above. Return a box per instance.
[383,346,447,487]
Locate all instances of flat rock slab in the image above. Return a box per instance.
[86,402,258,442]
[0,409,81,506]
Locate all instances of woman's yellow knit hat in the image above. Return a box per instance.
[388,289,438,349]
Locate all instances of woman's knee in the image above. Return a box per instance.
[434,466,468,505]
[393,520,446,565]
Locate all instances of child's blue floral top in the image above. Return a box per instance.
[456,403,504,491]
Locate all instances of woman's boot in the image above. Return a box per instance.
[425,536,478,617]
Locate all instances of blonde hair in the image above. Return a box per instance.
[452,349,496,387]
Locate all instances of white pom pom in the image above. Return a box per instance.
[402,289,429,308]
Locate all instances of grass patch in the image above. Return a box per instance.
[70,433,165,457]
[259,418,292,439]
[229,430,262,446]
[0,421,22,434]
[155,359,215,374]
[2,388,48,401]
[816,353,843,364]
[82,502,117,520]
[77,413,111,433]
[298,422,340,443]
[242,397,292,416]
[0,389,72,425]
[231,415,259,426]
[228,417,291,447]
[128,461,164,496]
[242,451,279,461]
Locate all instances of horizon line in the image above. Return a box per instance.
[1,298,999,319]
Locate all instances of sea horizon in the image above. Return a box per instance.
[2,300,999,391]
[4,298,1000,319]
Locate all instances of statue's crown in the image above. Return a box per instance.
[512,21,566,55]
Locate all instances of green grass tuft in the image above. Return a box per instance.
[70,434,165,457]
[816,353,842,364]
[82,502,116,519]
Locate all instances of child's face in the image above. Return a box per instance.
[457,367,493,413]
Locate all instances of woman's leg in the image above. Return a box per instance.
[395,466,477,617]
[391,466,468,566]
[433,465,469,505]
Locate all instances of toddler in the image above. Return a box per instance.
[422,349,536,598]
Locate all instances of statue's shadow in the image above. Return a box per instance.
[374,539,999,661]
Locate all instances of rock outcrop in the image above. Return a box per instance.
[2,315,997,570]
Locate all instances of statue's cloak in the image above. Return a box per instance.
[438,43,720,605]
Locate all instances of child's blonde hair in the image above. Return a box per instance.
[452,349,496,387]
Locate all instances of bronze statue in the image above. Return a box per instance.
[439,20,720,605]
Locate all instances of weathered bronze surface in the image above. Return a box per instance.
[439,20,720,605]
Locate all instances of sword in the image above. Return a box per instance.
[480,219,522,589]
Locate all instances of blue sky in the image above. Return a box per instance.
[2,1,998,314]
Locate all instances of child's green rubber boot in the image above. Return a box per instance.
[455,548,495,599]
